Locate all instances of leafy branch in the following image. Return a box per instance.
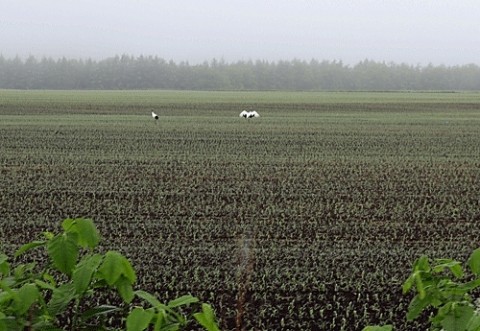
[0,218,220,331]
[365,248,480,331]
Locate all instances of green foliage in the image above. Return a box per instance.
[468,249,480,276]
[194,303,222,331]
[47,233,79,276]
[72,253,103,295]
[366,248,480,331]
[97,251,137,303]
[129,291,201,331]
[62,218,100,249]
[403,249,480,330]
[0,218,219,331]
[126,307,155,331]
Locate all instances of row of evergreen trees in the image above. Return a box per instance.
[1,55,479,90]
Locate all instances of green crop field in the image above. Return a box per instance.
[1,90,480,330]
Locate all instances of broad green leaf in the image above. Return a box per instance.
[416,255,431,272]
[47,283,77,316]
[404,256,430,296]
[14,283,40,315]
[467,248,480,276]
[34,280,56,291]
[168,294,199,308]
[61,218,76,232]
[153,311,168,330]
[407,294,431,321]
[62,218,99,249]
[432,302,454,324]
[116,275,134,303]
[97,251,136,286]
[47,234,79,276]
[0,319,19,331]
[466,312,480,331]
[460,278,480,292]
[0,313,13,331]
[80,305,121,322]
[0,312,6,331]
[362,326,393,331]
[415,271,426,300]
[435,281,470,301]
[126,307,154,331]
[120,254,136,283]
[72,254,103,294]
[0,291,13,304]
[193,303,220,331]
[14,240,46,257]
[441,304,474,331]
[135,290,162,308]
[403,271,417,294]
[413,257,430,300]
[0,253,9,276]
[433,259,464,278]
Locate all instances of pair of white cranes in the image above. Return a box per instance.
[151,110,260,121]
[239,110,260,118]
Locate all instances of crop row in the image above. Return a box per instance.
[1,92,480,330]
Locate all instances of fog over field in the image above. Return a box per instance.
[2,0,480,65]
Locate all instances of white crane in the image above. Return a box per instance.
[239,110,260,119]
[151,111,159,120]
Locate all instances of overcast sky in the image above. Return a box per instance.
[1,0,479,66]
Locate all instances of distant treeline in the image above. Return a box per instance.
[1,55,480,90]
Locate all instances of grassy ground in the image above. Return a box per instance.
[1,90,480,330]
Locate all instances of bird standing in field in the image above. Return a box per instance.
[152,111,159,120]
[239,110,260,119]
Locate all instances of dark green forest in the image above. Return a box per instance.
[1,54,479,90]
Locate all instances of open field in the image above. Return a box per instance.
[1,90,480,330]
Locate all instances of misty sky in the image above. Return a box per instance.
[2,0,480,65]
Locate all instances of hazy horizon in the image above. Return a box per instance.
[2,0,480,66]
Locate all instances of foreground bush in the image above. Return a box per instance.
[365,247,480,331]
[0,218,219,331]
